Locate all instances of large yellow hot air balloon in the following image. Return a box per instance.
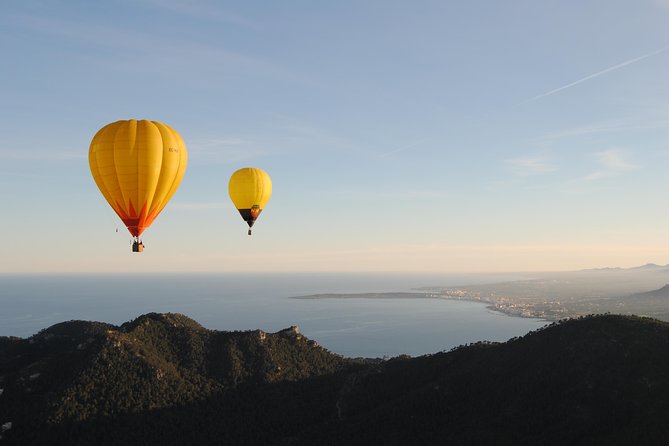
[89,119,188,252]
[228,167,272,235]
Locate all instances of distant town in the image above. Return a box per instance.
[294,264,669,322]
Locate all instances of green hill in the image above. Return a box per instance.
[1,313,669,445]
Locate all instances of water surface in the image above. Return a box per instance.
[0,273,545,357]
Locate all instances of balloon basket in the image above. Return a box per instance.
[132,241,144,253]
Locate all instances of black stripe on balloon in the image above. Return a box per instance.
[237,208,263,227]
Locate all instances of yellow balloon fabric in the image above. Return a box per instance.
[228,167,272,228]
[89,120,188,237]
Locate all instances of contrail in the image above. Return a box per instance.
[526,45,669,102]
[378,139,426,158]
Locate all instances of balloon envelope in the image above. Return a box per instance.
[89,119,188,237]
[228,167,272,229]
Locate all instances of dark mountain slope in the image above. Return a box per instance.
[298,315,669,445]
[2,314,669,445]
[0,313,354,444]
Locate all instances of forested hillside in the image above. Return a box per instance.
[1,313,669,445]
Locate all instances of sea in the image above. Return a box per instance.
[0,273,546,358]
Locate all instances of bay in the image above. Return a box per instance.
[0,273,545,358]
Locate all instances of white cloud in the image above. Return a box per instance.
[188,138,269,164]
[170,201,228,210]
[0,147,83,161]
[538,119,669,141]
[138,0,258,28]
[320,187,450,201]
[505,154,556,176]
[653,0,669,10]
[8,13,303,85]
[378,139,426,158]
[583,149,639,181]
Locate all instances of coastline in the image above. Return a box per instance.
[290,292,556,321]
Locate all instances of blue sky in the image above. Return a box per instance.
[1,0,668,273]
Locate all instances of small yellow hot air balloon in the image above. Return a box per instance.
[228,167,272,235]
[89,119,188,252]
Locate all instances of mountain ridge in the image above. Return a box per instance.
[2,313,669,445]
[579,262,669,272]
[631,284,669,299]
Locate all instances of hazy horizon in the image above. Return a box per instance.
[3,261,669,276]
